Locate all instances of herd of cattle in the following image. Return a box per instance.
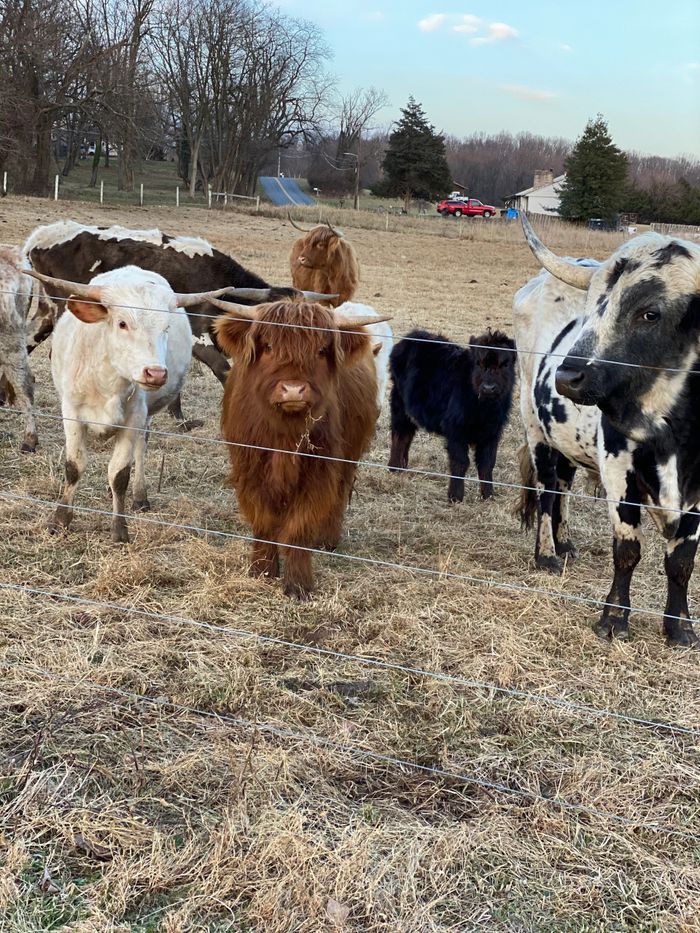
[1,212,699,648]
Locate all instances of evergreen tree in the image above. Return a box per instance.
[375,97,452,210]
[558,115,628,222]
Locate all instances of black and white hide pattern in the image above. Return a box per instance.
[517,221,700,648]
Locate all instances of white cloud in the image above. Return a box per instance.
[418,13,447,32]
[559,42,572,52]
[453,14,481,34]
[471,21,518,44]
[500,83,558,101]
[365,10,385,20]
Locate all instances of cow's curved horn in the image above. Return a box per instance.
[301,290,340,301]
[22,269,105,302]
[175,286,241,307]
[521,213,596,290]
[334,314,393,329]
[287,211,311,233]
[325,220,344,237]
[205,297,258,319]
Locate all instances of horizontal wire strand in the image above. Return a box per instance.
[13,286,700,378]
[2,403,695,521]
[2,578,696,738]
[0,486,695,629]
[5,659,699,842]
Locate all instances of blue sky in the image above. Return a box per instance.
[276,0,700,158]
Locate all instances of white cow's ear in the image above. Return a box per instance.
[67,298,109,324]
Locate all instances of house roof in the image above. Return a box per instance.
[512,173,566,197]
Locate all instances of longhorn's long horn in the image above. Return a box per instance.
[334,314,393,329]
[301,290,340,301]
[175,286,240,307]
[521,213,595,290]
[22,269,104,302]
[287,211,311,233]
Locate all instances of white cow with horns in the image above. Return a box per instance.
[27,267,281,543]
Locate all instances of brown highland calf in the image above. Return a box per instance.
[289,218,359,307]
[213,299,389,598]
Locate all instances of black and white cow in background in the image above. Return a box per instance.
[24,221,331,427]
[515,213,700,648]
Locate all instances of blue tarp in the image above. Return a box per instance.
[259,176,316,207]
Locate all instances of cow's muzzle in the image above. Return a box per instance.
[555,363,599,405]
[140,366,168,389]
[276,381,311,413]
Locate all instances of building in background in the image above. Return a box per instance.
[507,170,565,215]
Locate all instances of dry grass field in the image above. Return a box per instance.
[0,196,699,932]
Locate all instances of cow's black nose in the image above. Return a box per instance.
[555,366,586,399]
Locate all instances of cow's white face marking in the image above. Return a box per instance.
[89,259,102,273]
[88,267,183,386]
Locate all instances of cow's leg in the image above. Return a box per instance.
[388,386,416,471]
[167,393,204,433]
[0,345,37,453]
[445,438,469,503]
[475,440,498,499]
[192,343,231,386]
[595,474,642,641]
[132,421,151,512]
[663,512,700,649]
[552,457,577,559]
[249,538,280,579]
[107,428,137,544]
[49,416,87,534]
[532,442,562,573]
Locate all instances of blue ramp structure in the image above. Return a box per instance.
[259,176,316,207]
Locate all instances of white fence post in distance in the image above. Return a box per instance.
[54,175,59,201]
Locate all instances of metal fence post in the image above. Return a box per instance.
[100,180,104,204]
[139,183,144,206]
[54,175,59,201]
[2,171,7,196]
[176,186,180,208]
[207,185,212,209]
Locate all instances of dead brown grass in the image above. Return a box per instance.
[0,195,699,932]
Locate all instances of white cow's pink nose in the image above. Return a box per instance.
[142,366,167,387]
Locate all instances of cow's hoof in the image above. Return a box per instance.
[132,498,151,513]
[20,442,37,454]
[284,582,312,601]
[47,520,66,536]
[593,616,629,641]
[555,540,577,560]
[111,525,129,545]
[177,419,204,433]
[666,623,699,649]
[535,554,563,574]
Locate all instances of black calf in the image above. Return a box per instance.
[388,329,516,500]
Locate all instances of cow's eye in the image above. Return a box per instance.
[263,343,273,353]
[319,346,329,357]
[642,309,661,324]
[118,320,128,330]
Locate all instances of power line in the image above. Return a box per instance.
[5,659,698,842]
[2,579,695,737]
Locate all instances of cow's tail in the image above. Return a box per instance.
[514,442,538,529]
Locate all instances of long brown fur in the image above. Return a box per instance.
[289,227,359,306]
[214,301,378,598]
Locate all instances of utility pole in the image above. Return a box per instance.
[344,151,360,210]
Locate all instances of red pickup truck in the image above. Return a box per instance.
[437,198,497,218]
